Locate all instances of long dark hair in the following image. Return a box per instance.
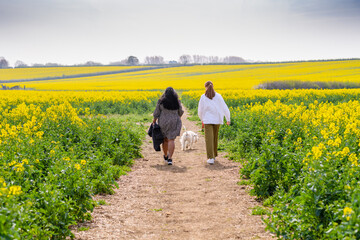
[159,87,180,110]
[205,81,215,99]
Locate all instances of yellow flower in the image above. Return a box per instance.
[62,157,70,161]
[87,169,91,173]
[344,207,353,216]
[22,159,29,165]
[8,185,22,196]
[320,130,329,140]
[334,137,341,147]
[81,160,86,165]
[311,146,322,160]
[327,139,334,146]
[50,150,55,155]
[35,131,44,138]
[0,178,6,188]
[345,185,351,190]
[74,164,81,170]
[8,160,17,167]
[15,163,24,172]
[35,159,40,163]
[349,153,358,166]
[336,147,350,157]
[97,126,101,132]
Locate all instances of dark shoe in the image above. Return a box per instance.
[164,155,168,163]
[167,159,173,165]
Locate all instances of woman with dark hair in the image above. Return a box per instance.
[153,87,184,165]
[198,81,230,165]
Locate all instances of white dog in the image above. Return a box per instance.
[180,126,199,151]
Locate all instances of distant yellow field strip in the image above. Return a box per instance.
[3,60,360,90]
[0,66,147,81]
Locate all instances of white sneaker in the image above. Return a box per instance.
[207,158,215,165]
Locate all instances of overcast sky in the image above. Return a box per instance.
[0,0,359,66]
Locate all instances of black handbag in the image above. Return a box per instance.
[148,123,164,151]
[147,123,154,137]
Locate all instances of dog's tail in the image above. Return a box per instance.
[183,125,187,131]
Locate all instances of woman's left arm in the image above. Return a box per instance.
[178,101,184,117]
[220,96,231,124]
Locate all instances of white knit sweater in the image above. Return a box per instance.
[197,93,230,124]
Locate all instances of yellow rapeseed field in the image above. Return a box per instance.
[3,60,359,90]
[0,90,160,106]
[1,59,360,238]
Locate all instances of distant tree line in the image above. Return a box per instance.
[0,57,9,68]
[0,54,249,68]
[144,56,165,65]
[179,55,246,64]
[111,55,246,65]
[4,55,356,68]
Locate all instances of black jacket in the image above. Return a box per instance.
[148,123,164,151]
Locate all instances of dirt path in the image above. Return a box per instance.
[75,109,273,240]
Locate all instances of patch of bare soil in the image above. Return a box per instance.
[75,109,274,240]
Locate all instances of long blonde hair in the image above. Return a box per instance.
[205,81,215,99]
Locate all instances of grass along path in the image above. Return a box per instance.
[75,108,273,239]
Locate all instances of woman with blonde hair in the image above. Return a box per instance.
[198,81,230,164]
[153,87,184,165]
